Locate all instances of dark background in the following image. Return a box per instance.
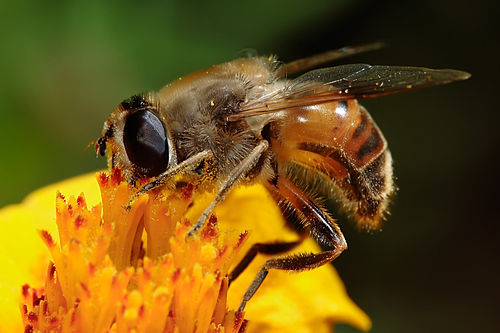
[1,0,498,332]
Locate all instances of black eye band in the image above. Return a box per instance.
[123,109,169,177]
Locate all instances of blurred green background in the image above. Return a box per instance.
[1,0,498,332]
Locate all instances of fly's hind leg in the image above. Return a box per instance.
[237,176,347,312]
[228,236,305,284]
[238,249,345,312]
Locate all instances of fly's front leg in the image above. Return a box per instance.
[237,175,347,312]
[187,140,269,237]
[125,150,213,209]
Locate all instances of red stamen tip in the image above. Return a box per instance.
[98,172,109,186]
[234,311,244,330]
[48,263,56,279]
[76,195,86,208]
[22,284,30,298]
[89,263,96,275]
[111,168,122,185]
[217,246,227,258]
[180,183,194,201]
[40,230,55,248]
[74,215,85,229]
[172,268,181,282]
[236,230,249,248]
[32,293,44,307]
[202,214,218,240]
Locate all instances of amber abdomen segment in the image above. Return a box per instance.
[272,100,393,230]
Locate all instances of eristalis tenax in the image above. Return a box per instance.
[96,43,469,311]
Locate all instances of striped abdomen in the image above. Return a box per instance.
[271,100,393,230]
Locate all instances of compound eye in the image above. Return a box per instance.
[123,109,169,177]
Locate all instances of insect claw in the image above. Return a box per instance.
[185,229,196,239]
[185,218,204,240]
[122,202,133,211]
[123,192,141,211]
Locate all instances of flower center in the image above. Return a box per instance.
[21,169,249,332]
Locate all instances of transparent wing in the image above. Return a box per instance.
[277,42,385,77]
[233,64,470,119]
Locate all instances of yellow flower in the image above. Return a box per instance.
[0,170,371,332]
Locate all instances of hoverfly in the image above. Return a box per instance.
[96,43,469,311]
